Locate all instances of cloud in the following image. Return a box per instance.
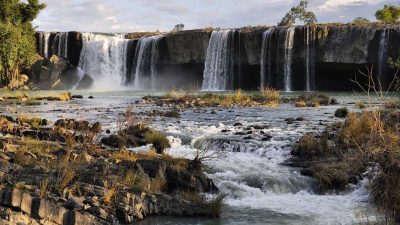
[33,0,394,32]
[318,0,386,12]
[105,16,118,23]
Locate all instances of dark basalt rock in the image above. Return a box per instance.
[76,74,94,90]
[101,135,125,148]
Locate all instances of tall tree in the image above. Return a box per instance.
[278,0,317,27]
[0,0,45,86]
[375,5,400,24]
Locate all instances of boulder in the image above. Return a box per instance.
[76,74,94,90]
[59,67,82,89]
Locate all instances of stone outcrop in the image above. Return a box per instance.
[0,115,219,224]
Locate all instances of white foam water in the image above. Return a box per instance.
[158,106,377,224]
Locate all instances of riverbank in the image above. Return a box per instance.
[0,103,221,224]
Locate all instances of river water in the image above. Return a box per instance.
[1,91,392,225]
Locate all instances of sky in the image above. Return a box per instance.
[33,0,397,32]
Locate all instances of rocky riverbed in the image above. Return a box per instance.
[0,90,397,225]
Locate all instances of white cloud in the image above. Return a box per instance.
[105,16,118,23]
[33,0,393,32]
[319,0,385,12]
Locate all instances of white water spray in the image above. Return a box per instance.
[78,33,130,90]
[132,36,161,89]
[260,29,275,90]
[202,30,235,91]
[283,27,295,92]
[304,26,316,91]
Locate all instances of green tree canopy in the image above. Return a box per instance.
[278,0,317,26]
[375,5,400,24]
[0,0,45,86]
[172,23,185,32]
[352,17,370,25]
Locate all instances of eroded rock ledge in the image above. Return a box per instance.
[0,113,219,225]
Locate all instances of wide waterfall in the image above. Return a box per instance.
[304,26,316,91]
[260,29,275,90]
[132,36,161,89]
[202,30,235,91]
[378,29,389,79]
[78,33,131,90]
[281,28,295,92]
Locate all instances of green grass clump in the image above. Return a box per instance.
[144,130,170,154]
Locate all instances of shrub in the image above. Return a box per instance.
[260,87,280,106]
[165,89,187,100]
[341,112,374,144]
[295,101,307,107]
[110,150,138,162]
[59,92,71,101]
[57,167,75,191]
[385,99,400,109]
[164,110,181,118]
[39,178,49,198]
[104,185,117,205]
[144,131,170,154]
[355,101,366,109]
[150,171,166,193]
[206,193,227,218]
[334,107,349,118]
[312,162,350,191]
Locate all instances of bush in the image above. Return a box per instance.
[355,101,366,109]
[164,110,181,118]
[295,94,332,107]
[312,162,350,191]
[295,101,307,107]
[334,107,349,118]
[144,131,170,154]
[206,193,227,218]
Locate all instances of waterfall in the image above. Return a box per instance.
[53,32,69,58]
[304,26,316,91]
[132,36,161,89]
[43,33,50,58]
[202,30,235,91]
[378,29,389,79]
[78,33,131,90]
[282,27,295,92]
[260,29,275,90]
[37,32,51,58]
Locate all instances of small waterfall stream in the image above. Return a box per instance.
[53,32,69,59]
[282,28,295,92]
[132,36,161,89]
[378,29,389,80]
[304,26,316,91]
[260,29,275,90]
[78,33,131,90]
[202,30,235,91]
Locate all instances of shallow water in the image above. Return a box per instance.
[1,90,395,225]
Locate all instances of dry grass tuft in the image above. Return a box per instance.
[150,171,166,193]
[144,131,170,154]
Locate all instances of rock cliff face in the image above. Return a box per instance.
[34,25,400,91]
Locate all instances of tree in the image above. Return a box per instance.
[278,0,317,26]
[171,23,185,32]
[352,17,370,25]
[0,0,45,86]
[375,5,400,24]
